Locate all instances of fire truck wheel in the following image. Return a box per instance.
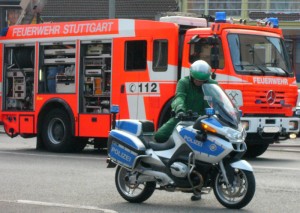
[42,108,73,152]
[244,144,269,158]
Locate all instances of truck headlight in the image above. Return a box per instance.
[289,120,298,131]
[241,121,249,130]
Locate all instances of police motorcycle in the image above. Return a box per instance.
[107,83,255,209]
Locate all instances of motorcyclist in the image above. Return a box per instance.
[154,60,217,201]
[154,59,217,143]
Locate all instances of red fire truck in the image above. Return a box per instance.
[0,12,298,156]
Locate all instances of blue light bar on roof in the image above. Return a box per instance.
[1,27,8,36]
[266,17,279,28]
[215,12,226,23]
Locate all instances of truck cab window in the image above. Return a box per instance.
[228,34,292,76]
[125,40,147,71]
[153,39,168,71]
[189,40,224,69]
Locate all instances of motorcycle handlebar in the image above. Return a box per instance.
[175,110,199,121]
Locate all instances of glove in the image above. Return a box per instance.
[176,111,185,120]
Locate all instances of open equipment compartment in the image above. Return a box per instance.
[4,44,35,111]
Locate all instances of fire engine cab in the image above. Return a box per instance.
[165,12,300,157]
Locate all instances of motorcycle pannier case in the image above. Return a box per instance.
[108,120,147,169]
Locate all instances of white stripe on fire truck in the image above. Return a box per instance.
[181,67,251,84]
[147,62,178,81]
[118,19,135,37]
[216,74,251,84]
[127,95,146,120]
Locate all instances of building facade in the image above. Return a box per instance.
[0,0,21,27]
[0,0,179,25]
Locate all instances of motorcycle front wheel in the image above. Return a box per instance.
[213,169,255,209]
[115,166,156,203]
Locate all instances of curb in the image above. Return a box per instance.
[268,147,300,153]
[270,144,300,147]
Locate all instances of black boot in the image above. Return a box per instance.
[191,194,201,201]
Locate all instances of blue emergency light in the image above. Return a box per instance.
[266,17,279,28]
[111,105,120,113]
[1,27,8,36]
[215,12,226,23]
[205,108,215,116]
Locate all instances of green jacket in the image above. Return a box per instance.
[154,76,217,143]
[172,76,217,115]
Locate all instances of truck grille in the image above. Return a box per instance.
[254,90,285,108]
[242,87,296,115]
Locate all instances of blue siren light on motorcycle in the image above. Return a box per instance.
[205,108,215,116]
[110,105,119,113]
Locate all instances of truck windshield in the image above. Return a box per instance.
[228,34,292,76]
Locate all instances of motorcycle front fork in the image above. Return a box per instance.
[219,160,237,195]
[219,160,230,186]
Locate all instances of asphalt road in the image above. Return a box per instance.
[0,134,300,212]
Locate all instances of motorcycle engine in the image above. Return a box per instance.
[170,162,188,178]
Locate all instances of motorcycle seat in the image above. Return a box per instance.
[139,120,155,133]
[116,120,154,137]
[148,137,175,151]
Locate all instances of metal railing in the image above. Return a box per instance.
[187,0,300,17]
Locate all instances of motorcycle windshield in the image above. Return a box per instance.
[202,84,240,128]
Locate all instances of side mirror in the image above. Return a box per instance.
[189,35,201,44]
[210,46,219,69]
[207,35,219,46]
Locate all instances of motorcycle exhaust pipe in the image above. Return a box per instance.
[176,170,204,192]
[139,170,175,186]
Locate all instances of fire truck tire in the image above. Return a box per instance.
[244,144,269,158]
[42,108,73,152]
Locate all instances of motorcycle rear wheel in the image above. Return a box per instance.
[115,166,156,203]
[213,169,255,209]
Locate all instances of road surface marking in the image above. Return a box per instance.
[0,199,118,213]
[0,150,107,160]
[253,165,300,172]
